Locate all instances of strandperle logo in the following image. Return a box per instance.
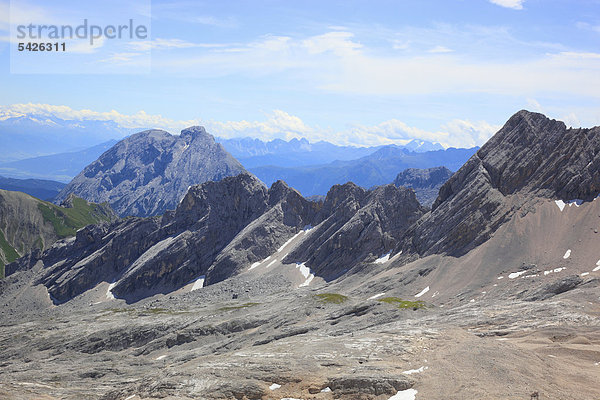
[15,19,148,45]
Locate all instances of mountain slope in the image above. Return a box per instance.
[54,126,247,217]
[0,190,116,277]
[0,176,66,200]
[250,146,477,196]
[393,166,453,207]
[397,110,600,258]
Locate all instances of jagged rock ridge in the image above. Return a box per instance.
[7,174,425,303]
[398,110,600,257]
[54,126,247,217]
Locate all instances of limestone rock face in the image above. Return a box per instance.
[393,166,453,207]
[54,126,247,217]
[399,110,600,257]
[285,182,426,280]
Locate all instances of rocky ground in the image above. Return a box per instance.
[1,232,599,400]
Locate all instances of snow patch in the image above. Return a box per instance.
[497,276,504,280]
[508,271,526,279]
[249,262,261,271]
[269,383,281,390]
[374,252,391,264]
[388,389,418,400]
[415,286,429,298]
[266,259,277,268]
[155,355,167,360]
[431,291,439,298]
[368,293,385,300]
[402,366,428,375]
[581,272,590,277]
[321,387,332,393]
[568,199,583,207]
[555,199,583,211]
[106,282,116,300]
[125,395,136,400]
[296,262,315,287]
[593,265,600,272]
[303,224,314,233]
[278,232,302,252]
[190,275,205,291]
[563,249,571,259]
[544,267,566,276]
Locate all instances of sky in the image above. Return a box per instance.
[0,0,599,148]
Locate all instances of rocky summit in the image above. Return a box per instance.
[54,126,247,218]
[1,111,600,400]
[393,166,453,207]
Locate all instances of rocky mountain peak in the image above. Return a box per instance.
[54,126,247,217]
[180,126,210,142]
[404,110,600,257]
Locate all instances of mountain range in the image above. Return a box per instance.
[1,110,599,399]
[250,146,476,196]
[0,140,118,182]
[0,176,66,200]
[0,115,134,163]
[217,137,444,168]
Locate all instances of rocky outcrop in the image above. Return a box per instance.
[393,166,453,207]
[398,110,600,257]
[285,182,426,280]
[54,126,247,217]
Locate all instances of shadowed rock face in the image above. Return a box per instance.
[54,126,247,218]
[393,166,453,207]
[399,110,600,257]
[285,182,426,280]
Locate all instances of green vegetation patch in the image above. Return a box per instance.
[218,302,260,312]
[38,197,114,238]
[378,297,427,310]
[315,293,349,304]
[0,230,20,278]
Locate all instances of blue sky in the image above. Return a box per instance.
[1,0,599,147]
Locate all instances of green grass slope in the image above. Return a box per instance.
[0,190,117,278]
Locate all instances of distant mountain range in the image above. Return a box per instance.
[0,140,118,182]
[0,115,134,162]
[0,176,66,200]
[1,113,475,209]
[250,146,477,197]
[216,137,444,168]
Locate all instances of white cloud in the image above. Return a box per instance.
[428,45,453,53]
[142,29,600,100]
[0,103,200,133]
[128,38,230,52]
[0,103,501,148]
[489,0,525,10]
